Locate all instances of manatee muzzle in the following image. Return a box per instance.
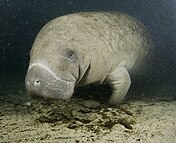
[25,63,74,100]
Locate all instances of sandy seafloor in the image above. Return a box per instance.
[0,76,176,143]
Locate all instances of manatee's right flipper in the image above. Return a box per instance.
[106,66,131,105]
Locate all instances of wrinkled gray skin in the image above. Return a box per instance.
[25,12,153,105]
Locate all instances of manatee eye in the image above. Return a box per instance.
[67,50,77,62]
[69,53,73,57]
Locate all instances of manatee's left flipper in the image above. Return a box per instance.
[106,66,131,105]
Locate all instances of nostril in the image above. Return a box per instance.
[34,79,41,87]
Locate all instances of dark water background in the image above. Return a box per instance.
[0,0,176,97]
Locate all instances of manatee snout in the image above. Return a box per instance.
[25,63,75,100]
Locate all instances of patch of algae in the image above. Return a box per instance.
[32,98,136,134]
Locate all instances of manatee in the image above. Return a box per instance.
[25,12,153,105]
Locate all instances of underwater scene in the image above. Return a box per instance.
[0,0,176,142]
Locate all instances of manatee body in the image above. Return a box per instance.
[25,12,153,105]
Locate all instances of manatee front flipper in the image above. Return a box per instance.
[106,66,131,105]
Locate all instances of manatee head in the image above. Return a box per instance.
[25,20,81,100]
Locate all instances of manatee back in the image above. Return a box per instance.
[106,12,153,76]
